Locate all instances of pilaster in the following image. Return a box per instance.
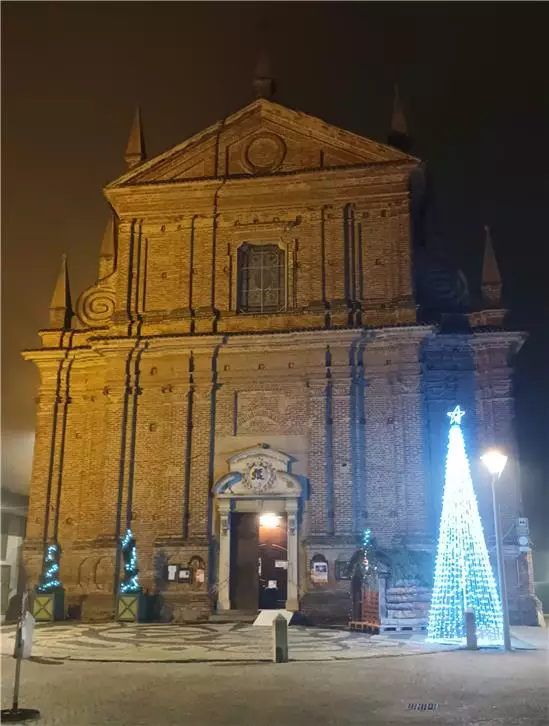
[193,216,216,332]
[331,375,354,536]
[217,500,231,610]
[391,369,427,537]
[286,499,299,610]
[22,348,73,546]
[308,378,332,535]
[472,334,525,531]
[188,383,215,540]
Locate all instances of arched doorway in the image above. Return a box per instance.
[213,446,302,612]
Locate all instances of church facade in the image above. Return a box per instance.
[22,94,536,623]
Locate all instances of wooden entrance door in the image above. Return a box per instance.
[258,514,288,609]
[230,513,259,610]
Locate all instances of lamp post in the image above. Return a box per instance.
[481,449,512,651]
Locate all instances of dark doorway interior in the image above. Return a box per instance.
[230,512,288,610]
[230,512,259,610]
[258,514,287,609]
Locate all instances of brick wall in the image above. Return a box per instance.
[24,326,531,621]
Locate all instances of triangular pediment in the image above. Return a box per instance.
[107,99,417,188]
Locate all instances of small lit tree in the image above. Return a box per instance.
[33,542,65,621]
[347,531,430,586]
[119,530,141,594]
[347,529,390,583]
[36,544,62,593]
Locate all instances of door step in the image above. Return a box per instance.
[209,610,258,624]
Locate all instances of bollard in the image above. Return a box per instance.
[272,614,288,663]
[1,590,40,723]
[464,608,478,650]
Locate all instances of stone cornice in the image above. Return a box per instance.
[104,164,412,218]
[471,330,526,352]
[96,325,434,354]
[112,159,414,191]
[23,324,438,360]
[21,346,97,365]
[426,330,526,353]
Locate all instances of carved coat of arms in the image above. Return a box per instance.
[242,459,277,492]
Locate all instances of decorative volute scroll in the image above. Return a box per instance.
[75,274,117,329]
[213,445,302,499]
[75,218,118,329]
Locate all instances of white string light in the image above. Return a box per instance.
[427,406,504,646]
[120,529,141,594]
[36,544,62,593]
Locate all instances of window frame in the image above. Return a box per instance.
[226,227,298,315]
[237,242,287,314]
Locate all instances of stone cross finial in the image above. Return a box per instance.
[125,107,146,169]
[481,224,502,307]
[49,253,73,330]
[388,83,412,153]
[253,25,276,100]
[391,83,408,136]
[98,216,116,279]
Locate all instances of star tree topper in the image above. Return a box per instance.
[447,405,465,426]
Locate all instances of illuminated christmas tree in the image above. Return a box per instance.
[427,406,504,646]
[119,529,141,594]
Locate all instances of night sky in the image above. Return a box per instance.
[2,4,548,555]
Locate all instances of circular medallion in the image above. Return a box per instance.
[243,459,277,491]
[243,133,286,173]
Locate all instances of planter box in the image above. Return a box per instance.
[117,592,145,622]
[33,590,65,621]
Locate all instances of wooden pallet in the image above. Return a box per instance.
[379,622,427,633]
[348,620,380,634]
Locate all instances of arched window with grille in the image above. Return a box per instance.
[237,243,285,313]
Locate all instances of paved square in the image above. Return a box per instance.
[1,622,453,663]
[2,646,548,725]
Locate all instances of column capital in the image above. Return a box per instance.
[285,499,299,514]
[218,499,231,515]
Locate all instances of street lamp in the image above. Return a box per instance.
[481,449,512,651]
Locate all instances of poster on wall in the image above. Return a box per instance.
[195,569,205,584]
[311,561,328,583]
[167,564,178,582]
[178,568,192,583]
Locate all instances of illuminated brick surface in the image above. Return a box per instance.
[22,99,532,622]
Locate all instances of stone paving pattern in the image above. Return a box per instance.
[1,622,454,662]
[3,622,545,664]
